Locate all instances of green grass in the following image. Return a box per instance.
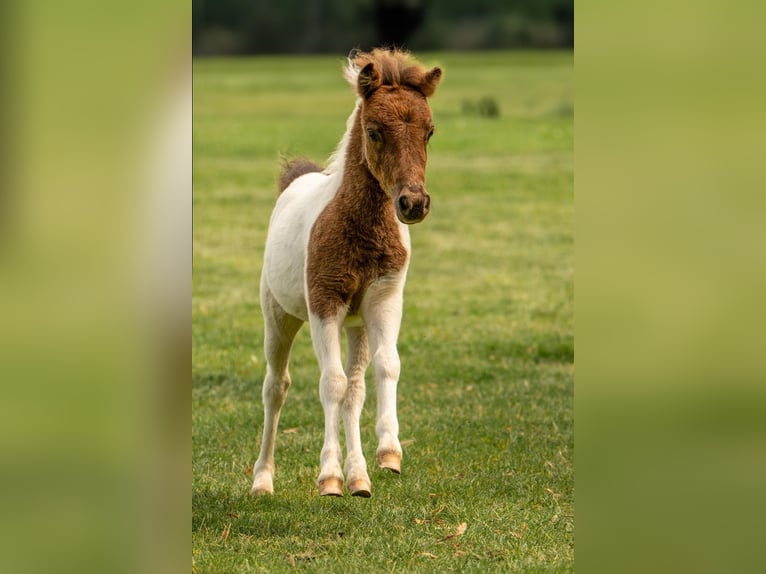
[193,51,573,572]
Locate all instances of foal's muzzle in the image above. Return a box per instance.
[394,185,431,224]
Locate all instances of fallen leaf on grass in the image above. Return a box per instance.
[510,522,528,538]
[418,552,437,559]
[221,523,231,542]
[282,427,299,434]
[439,521,467,541]
[545,487,560,498]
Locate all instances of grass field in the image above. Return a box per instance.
[193,51,573,572]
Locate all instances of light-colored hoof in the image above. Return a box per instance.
[250,486,273,496]
[377,451,401,474]
[348,478,372,498]
[250,474,274,496]
[318,477,344,497]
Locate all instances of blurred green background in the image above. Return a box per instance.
[193,50,573,572]
[192,0,573,55]
[8,1,766,573]
[192,3,573,571]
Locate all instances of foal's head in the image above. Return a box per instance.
[348,49,442,224]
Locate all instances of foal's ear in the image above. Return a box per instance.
[420,67,443,98]
[358,62,381,98]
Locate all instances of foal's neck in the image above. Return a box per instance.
[335,110,396,227]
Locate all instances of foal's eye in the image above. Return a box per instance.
[367,128,381,143]
[426,127,435,142]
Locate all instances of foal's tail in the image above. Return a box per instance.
[278,158,323,194]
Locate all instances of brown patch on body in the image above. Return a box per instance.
[278,158,323,194]
[306,110,408,319]
[306,49,442,319]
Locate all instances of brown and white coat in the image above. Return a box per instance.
[252,48,442,497]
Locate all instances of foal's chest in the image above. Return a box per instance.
[306,208,409,319]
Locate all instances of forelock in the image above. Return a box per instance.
[344,48,432,95]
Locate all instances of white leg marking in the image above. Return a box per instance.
[363,280,405,473]
[310,310,348,496]
[252,286,303,495]
[343,325,371,496]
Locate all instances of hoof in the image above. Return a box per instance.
[377,451,401,474]
[250,485,273,496]
[348,478,372,498]
[250,474,274,496]
[318,477,344,497]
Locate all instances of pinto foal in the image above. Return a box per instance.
[251,49,442,497]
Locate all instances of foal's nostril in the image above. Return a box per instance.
[424,195,431,212]
[398,195,412,213]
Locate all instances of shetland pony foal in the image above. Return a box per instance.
[251,49,442,497]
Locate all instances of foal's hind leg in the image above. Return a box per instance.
[251,287,302,495]
[343,325,371,497]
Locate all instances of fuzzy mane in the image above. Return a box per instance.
[343,48,433,93]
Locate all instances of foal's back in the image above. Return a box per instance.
[262,167,337,322]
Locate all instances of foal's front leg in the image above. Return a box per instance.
[364,287,405,474]
[309,311,348,496]
[343,326,372,497]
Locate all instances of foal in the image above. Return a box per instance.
[251,48,442,497]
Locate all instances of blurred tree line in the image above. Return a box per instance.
[192,0,573,55]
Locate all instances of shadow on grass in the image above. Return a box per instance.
[193,469,409,540]
[194,486,303,537]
